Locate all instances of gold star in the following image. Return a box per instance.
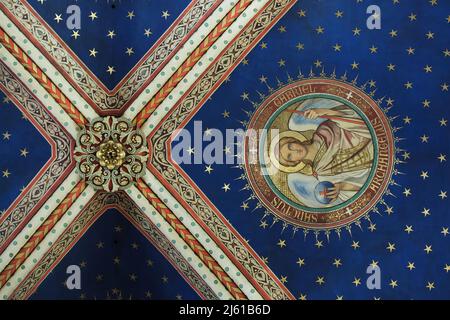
[316,276,325,285]
[387,63,396,71]
[333,259,342,268]
[408,13,417,21]
[352,278,361,286]
[106,66,116,75]
[297,9,306,17]
[222,110,230,118]
[161,10,171,20]
[20,148,29,157]
[369,45,378,53]
[403,116,411,124]
[222,183,231,192]
[335,10,344,18]
[336,295,344,300]
[420,171,429,179]
[126,48,134,56]
[424,245,433,254]
[351,61,359,69]
[403,188,412,197]
[389,280,398,288]
[277,239,286,248]
[71,30,80,40]
[404,225,414,234]
[299,293,307,300]
[315,26,325,34]
[404,82,413,89]
[426,282,435,291]
[54,14,63,23]
[425,31,434,39]
[297,258,305,267]
[278,26,286,33]
[429,0,438,6]
[351,241,360,249]
[386,242,396,252]
[424,65,433,73]
[2,131,11,140]
[422,208,431,217]
[314,60,322,68]
[438,154,446,162]
[278,59,286,67]
[441,83,449,91]
[407,47,416,55]
[315,240,323,248]
[389,29,398,37]
[204,165,213,174]
[2,169,11,178]
[296,43,305,50]
[443,49,450,57]
[144,29,153,37]
[127,11,135,20]
[352,27,361,36]
[439,191,447,199]
[107,30,116,39]
[422,99,431,108]
[88,11,98,21]
[259,221,268,229]
[241,92,249,100]
[260,42,267,49]
[370,260,379,269]
[444,264,450,272]
[333,43,342,51]
[89,48,98,57]
[240,202,248,210]
[385,206,394,215]
[407,262,415,270]
[280,276,288,284]
[441,227,449,237]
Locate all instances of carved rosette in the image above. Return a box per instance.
[75,116,149,192]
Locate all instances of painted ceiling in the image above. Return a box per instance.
[0,0,449,300]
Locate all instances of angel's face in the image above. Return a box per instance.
[279,140,306,165]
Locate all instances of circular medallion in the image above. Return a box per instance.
[244,79,395,230]
[75,116,149,192]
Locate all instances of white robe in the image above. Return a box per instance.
[286,99,373,207]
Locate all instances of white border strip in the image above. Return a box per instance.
[0,170,80,273]
[0,42,79,137]
[142,170,263,300]
[0,185,96,299]
[0,10,98,123]
[127,185,233,300]
[124,0,239,119]
[141,0,270,136]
